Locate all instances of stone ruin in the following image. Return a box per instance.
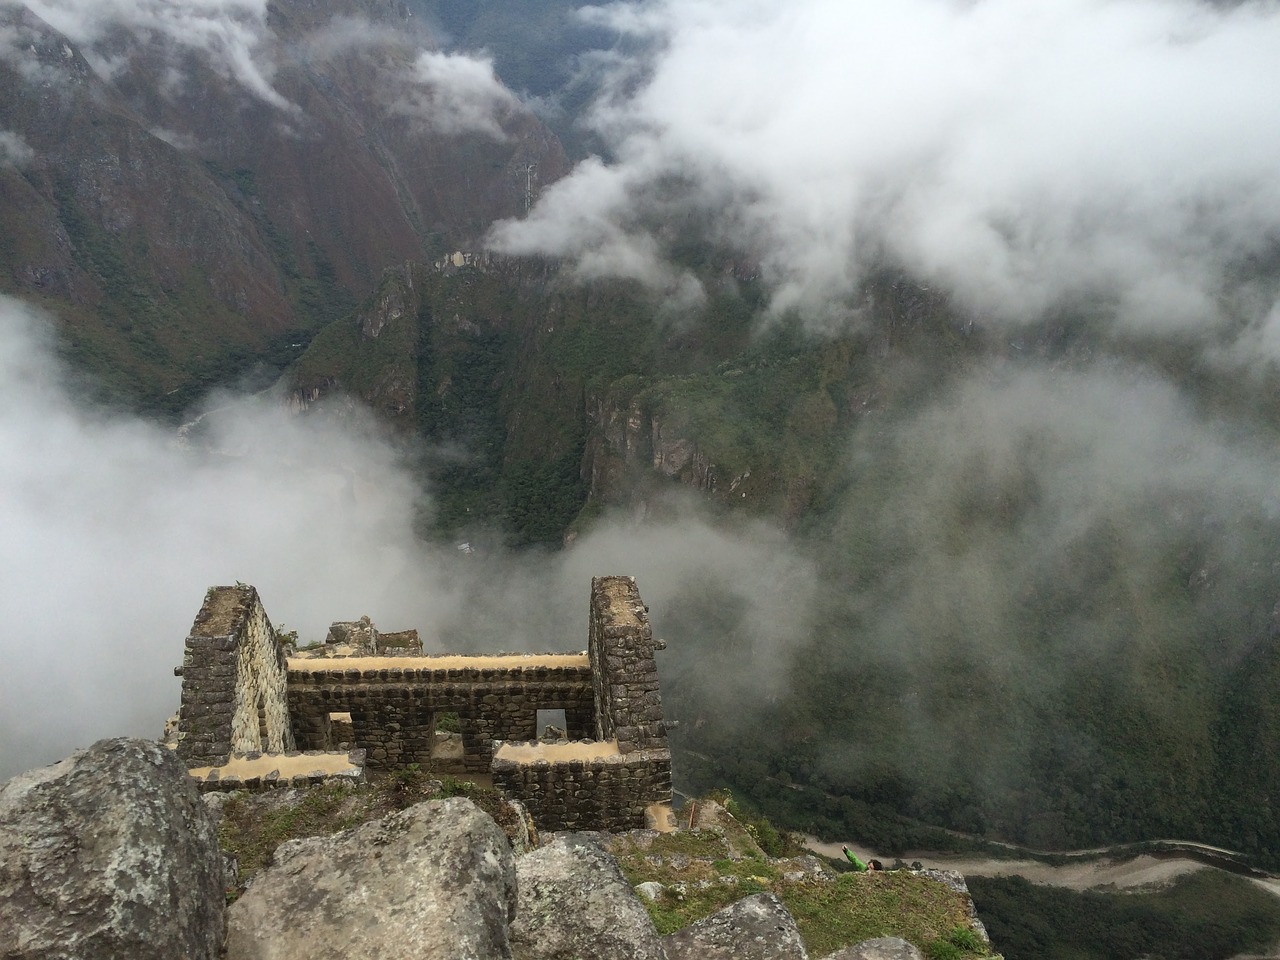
[170,576,672,832]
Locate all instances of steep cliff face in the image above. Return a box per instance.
[0,0,567,412]
[578,358,849,527]
[0,4,297,403]
[284,261,867,538]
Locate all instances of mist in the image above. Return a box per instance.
[0,295,813,779]
[491,0,1280,347]
[6,0,1280,858]
[4,0,533,138]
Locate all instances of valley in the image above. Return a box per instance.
[4,2,1280,957]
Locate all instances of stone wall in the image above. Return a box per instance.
[189,749,367,793]
[175,585,295,767]
[231,593,294,756]
[287,656,595,771]
[491,742,672,832]
[589,576,668,754]
[174,578,674,834]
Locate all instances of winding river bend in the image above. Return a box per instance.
[804,836,1280,900]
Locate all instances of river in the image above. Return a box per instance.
[804,837,1280,901]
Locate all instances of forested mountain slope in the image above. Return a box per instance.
[290,256,1280,866]
[0,0,564,413]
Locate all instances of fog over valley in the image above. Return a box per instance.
[5,0,1280,894]
[0,296,818,776]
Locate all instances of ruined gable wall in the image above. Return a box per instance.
[495,576,673,831]
[176,585,294,767]
[589,576,668,754]
[230,595,295,755]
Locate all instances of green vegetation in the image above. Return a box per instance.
[216,783,368,882]
[42,158,345,419]
[786,873,989,959]
[215,770,519,899]
[288,261,1280,874]
[609,808,996,958]
[968,871,1280,960]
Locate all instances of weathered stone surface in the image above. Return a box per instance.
[0,738,226,960]
[820,938,924,960]
[225,797,516,960]
[662,892,808,960]
[511,833,667,960]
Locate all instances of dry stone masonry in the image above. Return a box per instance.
[171,576,673,832]
[175,585,294,767]
[589,575,668,753]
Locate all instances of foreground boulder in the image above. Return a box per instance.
[225,797,516,960]
[0,738,225,960]
[821,938,925,960]
[511,833,668,960]
[663,892,808,960]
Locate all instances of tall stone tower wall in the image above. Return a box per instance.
[175,585,295,767]
[588,575,667,754]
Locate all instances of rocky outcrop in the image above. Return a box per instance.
[820,938,925,960]
[915,870,990,946]
[662,892,808,960]
[582,389,720,509]
[225,796,517,960]
[1,742,991,960]
[511,833,668,960]
[0,738,226,960]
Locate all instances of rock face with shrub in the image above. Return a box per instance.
[0,740,999,960]
[0,738,226,960]
[662,892,808,960]
[224,796,517,960]
[511,832,669,960]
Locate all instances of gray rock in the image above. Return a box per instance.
[0,738,226,960]
[663,892,808,960]
[821,937,924,960]
[636,880,666,901]
[226,797,516,960]
[511,832,667,960]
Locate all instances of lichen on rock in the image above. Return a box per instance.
[0,738,226,960]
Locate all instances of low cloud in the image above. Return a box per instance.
[296,14,404,62]
[0,129,33,165]
[19,0,292,110]
[490,0,1280,347]
[811,359,1280,786]
[0,295,438,776]
[297,17,528,140]
[392,50,521,140]
[6,2,531,140]
[0,295,813,779]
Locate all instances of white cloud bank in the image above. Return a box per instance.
[0,295,813,779]
[490,0,1280,340]
[0,129,33,165]
[394,50,521,139]
[20,0,291,110]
